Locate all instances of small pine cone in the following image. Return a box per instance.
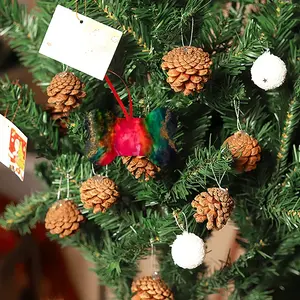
[161,46,212,96]
[80,176,120,213]
[192,188,234,230]
[122,156,161,181]
[131,276,174,300]
[45,200,84,238]
[223,131,261,172]
[46,72,86,126]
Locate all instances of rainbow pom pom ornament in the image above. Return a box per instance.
[85,74,177,167]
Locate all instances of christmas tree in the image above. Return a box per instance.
[0,0,300,299]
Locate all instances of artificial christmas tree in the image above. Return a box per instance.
[0,0,300,299]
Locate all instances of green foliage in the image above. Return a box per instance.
[0,192,53,234]
[0,0,300,299]
[0,78,59,157]
[171,146,233,200]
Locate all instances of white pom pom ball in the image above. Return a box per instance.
[251,51,287,90]
[171,231,205,269]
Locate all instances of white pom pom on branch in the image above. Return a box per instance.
[251,51,287,91]
[171,231,205,269]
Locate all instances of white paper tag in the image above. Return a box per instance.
[39,5,122,80]
[0,115,28,181]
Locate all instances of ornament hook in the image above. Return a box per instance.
[209,163,226,191]
[66,173,70,200]
[57,176,63,200]
[180,16,194,47]
[104,71,133,120]
[233,99,243,132]
[150,238,159,279]
[173,210,188,232]
[75,0,87,23]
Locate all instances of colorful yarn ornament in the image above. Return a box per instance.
[85,73,177,166]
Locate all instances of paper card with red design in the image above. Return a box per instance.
[0,114,27,181]
[39,5,122,80]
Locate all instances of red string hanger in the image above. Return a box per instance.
[104,70,133,119]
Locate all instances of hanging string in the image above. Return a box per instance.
[189,17,194,47]
[150,238,159,278]
[91,163,96,176]
[75,0,81,22]
[233,99,242,131]
[210,163,227,191]
[108,70,133,118]
[3,100,21,122]
[66,173,70,200]
[105,165,108,177]
[150,239,155,275]
[104,72,134,120]
[63,64,69,72]
[180,16,195,47]
[11,99,22,123]
[210,163,222,189]
[75,0,87,23]
[57,176,63,200]
[4,81,22,122]
[180,16,185,47]
[4,105,9,118]
[173,211,188,232]
[104,75,130,119]
[219,169,227,187]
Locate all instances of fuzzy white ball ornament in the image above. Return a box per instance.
[171,231,205,269]
[251,51,287,90]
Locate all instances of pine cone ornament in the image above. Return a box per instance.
[131,276,174,300]
[80,176,120,213]
[161,46,212,96]
[223,131,261,172]
[46,72,86,126]
[192,188,234,230]
[45,200,84,238]
[122,156,161,181]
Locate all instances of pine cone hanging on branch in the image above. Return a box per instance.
[161,46,212,96]
[80,176,120,213]
[131,276,174,300]
[45,200,84,238]
[46,72,86,127]
[122,156,161,181]
[223,131,261,172]
[192,188,234,230]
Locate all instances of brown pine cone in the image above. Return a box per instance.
[46,72,86,127]
[45,200,84,238]
[131,276,174,300]
[122,156,161,181]
[192,188,234,230]
[223,131,261,172]
[161,46,212,96]
[80,176,120,213]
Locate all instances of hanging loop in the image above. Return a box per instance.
[75,0,87,23]
[104,70,134,119]
[233,99,242,131]
[57,176,63,200]
[180,16,195,47]
[173,211,189,232]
